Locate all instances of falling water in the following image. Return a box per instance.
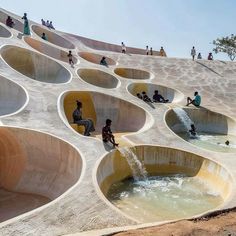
[173,108,194,131]
[118,147,148,181]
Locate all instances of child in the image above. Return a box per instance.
[67,50,74,67]
[142,91,152,103]
[189,124,196,136]
[102,119,119,147]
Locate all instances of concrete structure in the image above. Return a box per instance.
[0,24,11,38]
[0,7,236,236]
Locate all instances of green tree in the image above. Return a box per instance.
[213,34,236,61]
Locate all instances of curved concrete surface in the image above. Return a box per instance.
[32,25,75,49]
[0,24,11,38]
[0,75,28,117]
[78,52,116,66]
[59,91,151,136]
[114,68,151,80]
[166,108,236,136]
[96,145,232,222]
[77,68,119,89]
[0,10,23,33]
[0,127,83,222]
[127,82,184,103]
[24,37,78,64]
[1,45,71,84]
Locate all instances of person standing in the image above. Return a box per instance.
[146,46,149,55]
[160,47,165,56]
[22,13,30,35]
[191,46,196,61]
[67,50,74,67]
[150,47,153,55]
[121,42,126,53]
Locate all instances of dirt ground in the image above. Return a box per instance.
[112,208,236,236]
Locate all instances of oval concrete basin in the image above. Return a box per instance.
[165,108,236,152]
[127,82,184,103]
[0,75,28,117]
[1,45,71,84]
[0,11,24,33]
[78,52,116,66]
[59,91,151,138]
[77,69,119,89]
[0,24,11,38]
[0,126,83,222]
[24,37,78,64]
[31,25,75,49]
[96,145,232,223]
[114,68,151,80]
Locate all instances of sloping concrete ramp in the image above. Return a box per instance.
[0,75,28,117]
[24,37,77,64]
[78,52,116,66]
[1,45,71,83]
[32,25,75,49]
[128,82,184,103]
[0,127,83,222]
[0,24,11,38]
[77,68,119,89]
[59,91,151,136]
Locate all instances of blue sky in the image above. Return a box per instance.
[1,0,235,60]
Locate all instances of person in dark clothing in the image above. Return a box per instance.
[137,93,143,100]
[102,119,119,147]
[142,91,152,103]
[100,57,108,66]
[153,90,169,103]
[189,124,196,136]
[41,32,47,40]
[73,100,95,136]
[6,16,14,28]
[67,50,74,66]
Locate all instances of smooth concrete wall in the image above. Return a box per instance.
[0,10,23,33]
[77,69,119,89]
[0,24,11,38]
[1,45,71,84]
[97,145,232,200]
[24,37,77,64]
[78,52,116,66]
[32,25,75,49]
[60,91,149,135]
[166,108,236,135]
[114,68,151,80]
[0,75,28,116]
[127,82,184,103]
[0,127,83,200]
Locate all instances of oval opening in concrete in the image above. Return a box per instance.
[0,75,28,117]
[59,91,151,141]
[96,145,232,223]
[78,52,116,66]
[0,11,24,33]
[24,37,78,64]
[77,69,119,89]
[0,24,11,38]
[127,82,184,103]
[1,45,71,84]
[0,127,83,223]
[31,25,75,49]
[114,68,151,80]
[165,108,236,152]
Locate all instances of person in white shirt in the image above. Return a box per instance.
[191,46,196,61]
[146,45,149,55]
[121,42,126,54]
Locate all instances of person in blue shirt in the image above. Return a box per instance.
[186,91,201,107]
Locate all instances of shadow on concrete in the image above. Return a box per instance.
[196,61,222,77]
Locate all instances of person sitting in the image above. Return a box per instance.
[197,53,202,59]
[41,19,46,26]
[208,52,213,60]
[6,16,14,28]
[100,57,108,66]
[137,93,143,100]
[189,124,196,136]
[142,91,152,103]
[225,140,230,146]
[186,91,201,107]
[160,46,165,56]
[102,119,119,147]
[67,50,74,66]
[49,21,55,29]
[73,100,95,136]
[41,32,47,40]
[46,20,50,27]
[153,90,169,103]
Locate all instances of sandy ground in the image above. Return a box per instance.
[112,209,236,236]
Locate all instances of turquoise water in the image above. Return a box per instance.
[107,175,223,223]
